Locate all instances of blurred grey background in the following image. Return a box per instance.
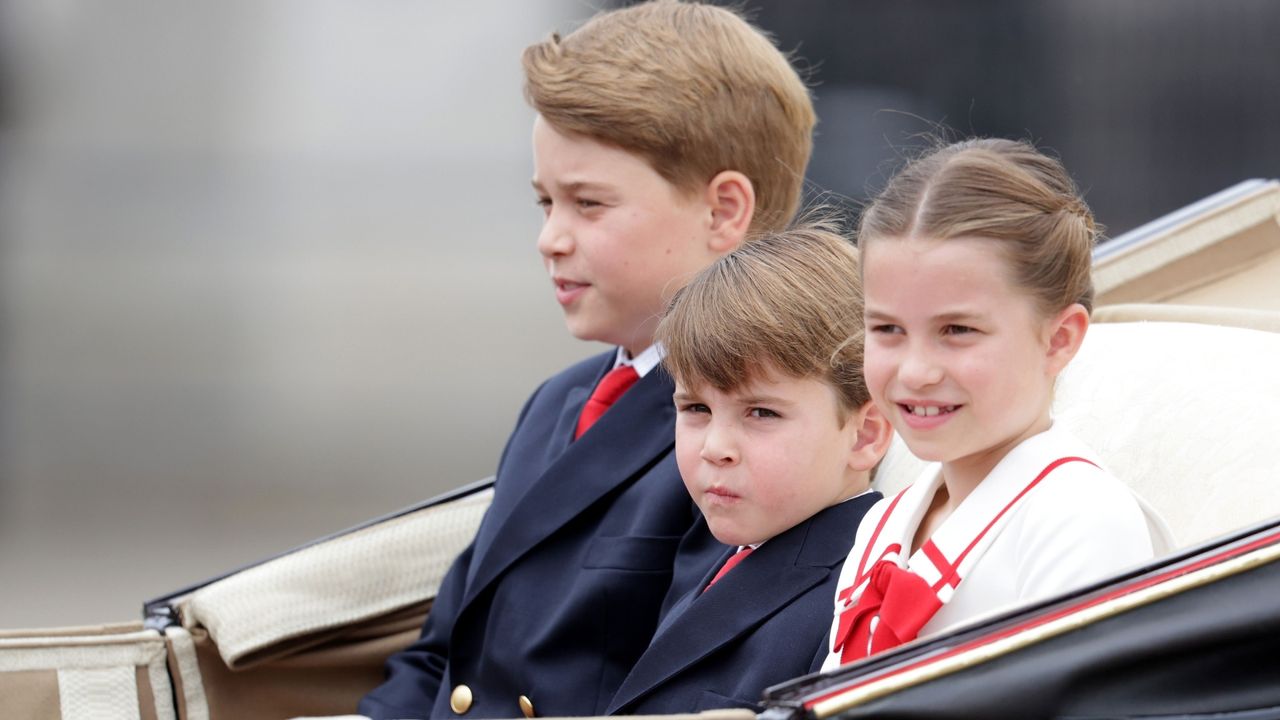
[2,0,1278,628]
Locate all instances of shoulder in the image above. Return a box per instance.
[514,350,616,413]
[1010,427,1146,532]
[539,350,616,394]
[1005,458,1154,597]
[795,491,884,567]
[1020,456,1146,532]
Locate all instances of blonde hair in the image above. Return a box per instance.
[657,222,869,420]
[522,0,815,234]
[859,138,1099,315]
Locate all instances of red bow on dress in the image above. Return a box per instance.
[833,559,943,664]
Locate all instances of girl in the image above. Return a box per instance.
[824,139,1171,667]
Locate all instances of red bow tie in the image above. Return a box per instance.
[834,559,942,664]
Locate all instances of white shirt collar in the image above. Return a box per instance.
[613,343,665,378]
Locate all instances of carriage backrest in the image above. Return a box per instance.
[873,309,1280,548]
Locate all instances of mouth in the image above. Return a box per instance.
[896,402,962,431]
[704,485,741,504]
[552,277,590,305]
[901,403,960,417]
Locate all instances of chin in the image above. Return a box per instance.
[709,525,759,548]
[705,523,742,547]
[563,321,606,344]
[898,438,949,463]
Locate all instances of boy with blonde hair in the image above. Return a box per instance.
[359,3,815,718]
[606,225,892,714]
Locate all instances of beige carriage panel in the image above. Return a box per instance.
[1094,179,1280,309]
[166,605,428,720]
[156,487,490,718]
[0,623,174,720]
[1093,303,1280,333]
[874,320,1280,548]
[178,486,491,670]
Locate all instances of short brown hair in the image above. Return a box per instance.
[523,0,815,234]
[859,138,1099,315]
[657,222,869,420]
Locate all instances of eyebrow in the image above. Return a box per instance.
[865,308,987,323]
[737,394,795,407]
[530,179,615,194]
[935,311,987,323]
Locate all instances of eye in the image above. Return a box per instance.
[942,324,977,336]
[678,402,711,415]
[575,197,603,210]
[870,323,903,335]
[535,196,551,213]
[748,407,780,419]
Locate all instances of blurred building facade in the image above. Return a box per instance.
[746,0,1280,235]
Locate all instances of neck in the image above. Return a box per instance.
[939,414,1053,509]
[621,324,658,360]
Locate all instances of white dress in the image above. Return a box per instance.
[822,424,1172,670]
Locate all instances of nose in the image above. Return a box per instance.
[537,206,573,259]
[897,341,944,390]
[699,420,739,466]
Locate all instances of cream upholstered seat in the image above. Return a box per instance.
[873,312,1280,549]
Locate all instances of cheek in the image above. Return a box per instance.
[863,352,894,396]
[674,431,700,479]
[750,437,803,489]
[961,343,1028,395]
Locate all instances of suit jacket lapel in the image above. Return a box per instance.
[463,367,677,608]
[607,494,879,714]
[465,358,603,585]
[651,546,732,639]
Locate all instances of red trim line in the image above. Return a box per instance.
[923,541,959,591]
[804,526,1280,712]
[855,489,910,580]
[938,456,1095,590]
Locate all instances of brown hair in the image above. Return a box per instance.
[657,222,869,420]
[522,0,815,234]
[859,138,1099,314]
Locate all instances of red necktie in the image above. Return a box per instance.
[703,547,753,593]
[574,365,640,439]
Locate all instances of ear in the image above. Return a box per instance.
[703,170,755,254]
[846,402,895,473]
[1044,303,1090,376]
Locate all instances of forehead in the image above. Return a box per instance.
[862,236,1028,315]
[677,365,832,399]
[530,116,672,193]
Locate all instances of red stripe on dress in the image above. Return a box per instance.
[855,489,911,582]
[936,456,1097,591]
[922,541,960,591]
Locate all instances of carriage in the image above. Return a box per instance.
[4,180,1279,720]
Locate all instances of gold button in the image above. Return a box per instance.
[450,685,473,715]
[519,695,535,718]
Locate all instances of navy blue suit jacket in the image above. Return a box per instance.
[359,351,717,720]
[606,491,882,715]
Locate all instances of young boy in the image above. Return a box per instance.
[606,226,892,714]
[358,3,815,719]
